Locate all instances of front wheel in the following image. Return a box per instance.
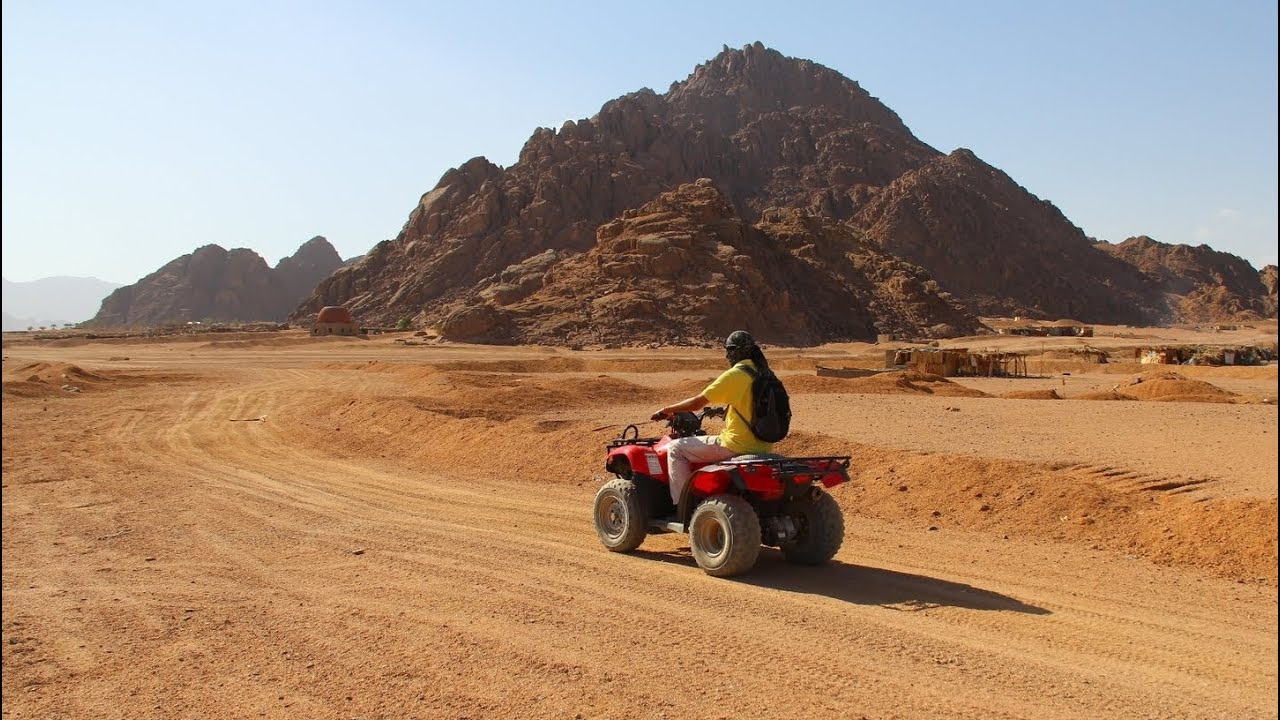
[781,489,844,565]
[593,479,647,552]
[689,494,761,577]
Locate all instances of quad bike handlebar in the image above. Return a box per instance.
[615,406,726,445]
[665,406,724,438]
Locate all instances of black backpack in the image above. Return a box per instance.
[734,364,791,443]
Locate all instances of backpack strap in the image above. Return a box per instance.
[730,363,760,440]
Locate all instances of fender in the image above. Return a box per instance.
[606,443,668,481]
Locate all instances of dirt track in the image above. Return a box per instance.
[3,331,1277,719]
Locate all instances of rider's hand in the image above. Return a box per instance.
[650,409,669,422]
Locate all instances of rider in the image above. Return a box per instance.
[651,330,775,506]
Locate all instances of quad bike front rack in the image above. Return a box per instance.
[607,423,660,450]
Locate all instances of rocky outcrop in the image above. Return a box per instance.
[91,237,343,326]
[432,180,979,345]
[854,150,1162,323]
[1098,236,1274,322]
[295,43,944,332]
[1262,266,1278,318]
[292,43,1263,337]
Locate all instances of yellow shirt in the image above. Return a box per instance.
[702,360,774,455]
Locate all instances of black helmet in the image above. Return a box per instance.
[724,330,755,350]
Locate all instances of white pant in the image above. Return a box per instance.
[666,435,737,504]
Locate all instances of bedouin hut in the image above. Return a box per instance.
[311,306,359,336]
[1137,346,1189,364]
[1048,319,1094,337]
[997,319,1094,337]
[884,347,1028,377]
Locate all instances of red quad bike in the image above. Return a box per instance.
[593,407,852,577]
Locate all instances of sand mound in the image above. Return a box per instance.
[787,370,989,397]
[5,361,108,384]
[432,357,724,374]
[1,380,62,398]
[492,375,663,412]
[648,367,1108,400]
[1000,389,1063,400]
[1077,390,1137,401]
[391,372,667,417]
[771,357,828,372]
[775,432,1276,585]
[433,358,589,373]
[201,336,340,349]
[587,358,726,373]
[1137,370,1192,382]
[1143,393,1239,404]
[304,392,625,483]
[1122,372,1238,403]
[2,362,114,397]
[330,356,726,378]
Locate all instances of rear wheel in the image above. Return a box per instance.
[781,489,844,565]
[689,494,761,577]
[593,478,647,552]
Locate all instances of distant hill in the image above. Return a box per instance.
[1097,236,1273,322]
[88,236,343,327]
[2,276,123,330]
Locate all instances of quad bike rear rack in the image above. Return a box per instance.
[665,454,853,533]
[718,455,851,482]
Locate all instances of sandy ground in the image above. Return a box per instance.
[2,325,1277,720]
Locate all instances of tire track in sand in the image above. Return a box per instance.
[5,365,1276,720]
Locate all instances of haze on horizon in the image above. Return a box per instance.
[2,1,1276,286]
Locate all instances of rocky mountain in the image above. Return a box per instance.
[853,150,1163,323]
[2,276,123,330]
[90,237,343,326]
[273,236,345,311]
[294,43,1271,339]
[1097,236,1273,322]
[433,180,978,344]
[297,43,950,339]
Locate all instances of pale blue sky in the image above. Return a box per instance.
[3,1,1276,284]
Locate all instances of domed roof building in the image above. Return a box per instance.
[312,305,358,336]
